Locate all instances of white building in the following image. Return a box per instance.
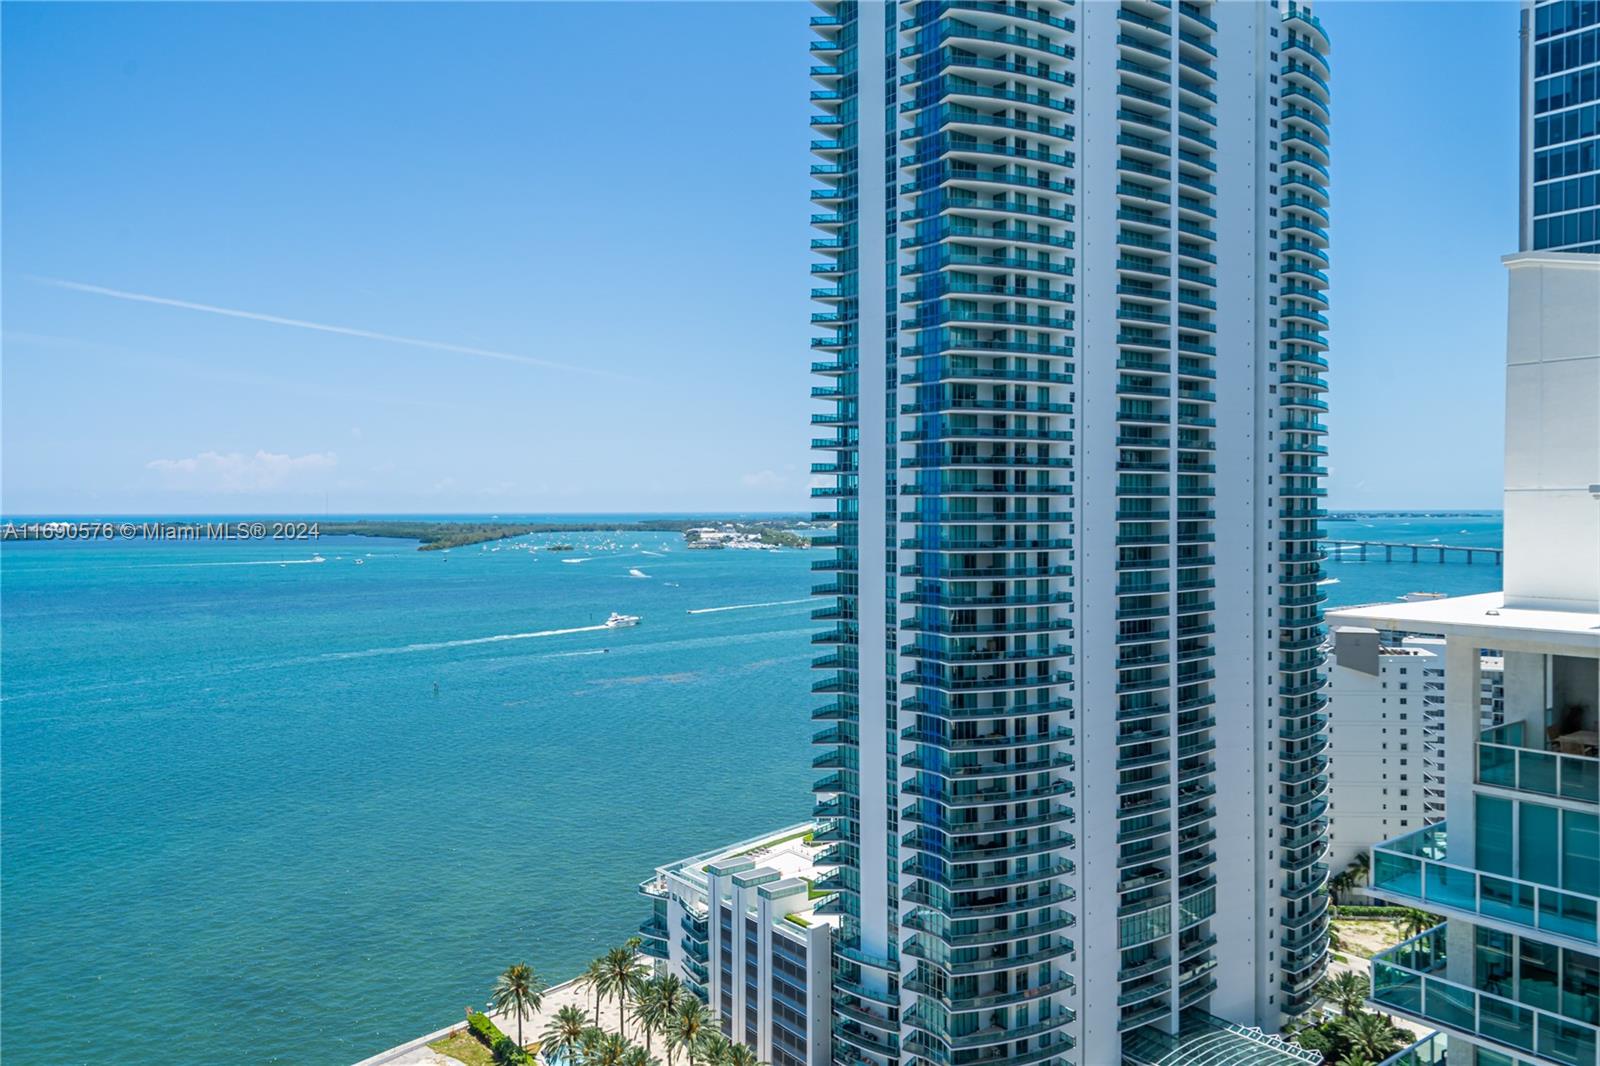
[808,2,1335,1063]
[1481,655,1507,730]
[638,826,835,1066]
[1336,248,1600,1066]
[1326,631,1443,875]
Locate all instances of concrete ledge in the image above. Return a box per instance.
[350,1018,468,1066]
[353,977,585,1066]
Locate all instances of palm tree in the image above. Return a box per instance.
[608,941,646,1030]
[696,1032,733,1066]
[600,944,647,1037]
[1328,868,1355,903]
[1399,907,1438,940]
[669,1000,710,1066]
[621,1047,657,1066]
[652,976,686,1066]
[542,1005,590,1066]
[1338,1058,1377,1066]
[579,1026,607,1065]
[592,1032,630,1066]
[1335,1011,1405,1063]
[490,963,547,1052]
[632,978,665,1055]
[727,1043,759,1066]
[1317,970,1370,1015]
[582,958,609,1025]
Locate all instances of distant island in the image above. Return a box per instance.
[1,517,819,552]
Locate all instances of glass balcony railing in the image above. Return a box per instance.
[1371,823,1598,948]
[1372,926,1600,1066]
[1479,721,1600,804]
[1375,1031,1448,1066]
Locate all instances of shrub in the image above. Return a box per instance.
[1335,905,1411,918]
[465,1011,531,1066]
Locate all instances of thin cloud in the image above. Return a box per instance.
[0,332,467,412]
[31,277,635,382]
[146,449,336,494]
[741,470,785,489]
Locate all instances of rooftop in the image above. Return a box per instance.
[1329,592,1600,653]
[647,823,839,929]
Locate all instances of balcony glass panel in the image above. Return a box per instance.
[1479,722,1600,804]
[1478,995,1538,1055]
[1369,823,1599,947]
[1373,926,1600,1066]
[1481,876,1540,930]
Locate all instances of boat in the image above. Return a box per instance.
[604,612,640,629]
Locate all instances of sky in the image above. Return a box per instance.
[1,1,1521,515]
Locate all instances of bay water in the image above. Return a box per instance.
[0,512,1502,1063]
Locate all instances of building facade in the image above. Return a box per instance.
[639,826,836,1066]
[1347,250,1600,1066]
[1523,0,1600,252]
[1325,627,1511,881]
[1327,630,1442,874]
[808,2,1333,1062]
[1484,656,1509,732]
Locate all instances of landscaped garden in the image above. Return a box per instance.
[435,938,769,1066]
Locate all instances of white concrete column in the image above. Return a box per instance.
[1444,639,1483,868]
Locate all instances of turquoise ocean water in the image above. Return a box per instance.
[0,512,1503,1064]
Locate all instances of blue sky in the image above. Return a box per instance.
[2,1,1520,515]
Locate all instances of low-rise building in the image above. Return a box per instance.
[1481,654,1507,730]
[1326,623,1516,885]
[1327,630,1443,875]
[638,825,833,1066]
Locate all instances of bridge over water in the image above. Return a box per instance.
[1323,540,1503,564]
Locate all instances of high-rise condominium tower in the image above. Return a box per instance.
[1523,0,1600,252]
[808,2,1333,1063]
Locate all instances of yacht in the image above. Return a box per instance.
[604,612,640,629]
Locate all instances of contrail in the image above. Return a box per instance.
[30,277,634,382]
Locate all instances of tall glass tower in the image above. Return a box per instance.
[1523,0,1600,252]
[808,2,1333,1063]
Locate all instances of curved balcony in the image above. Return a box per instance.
[901,778,1074,808]
[902,1000,1076,1051]
[900,724,1074,752]
[901,749,1073,778]
[901,803,1076,837]
[901,830,1075,866]
[902,933,1074,977]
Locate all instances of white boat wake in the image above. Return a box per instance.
[322,623,611,660]
[561,558,592,564]
[640,550,666,557]
[139,557,327,568]
[687,598,811,615]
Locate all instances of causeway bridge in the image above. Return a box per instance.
[1323,540,1503,564]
